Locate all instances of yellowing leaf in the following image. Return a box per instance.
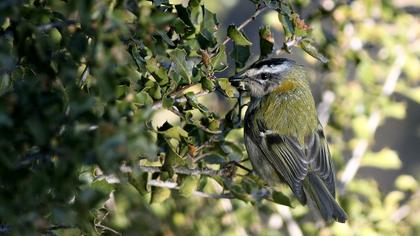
[395,175,418,191]
[179,176,199,197]
[218,78,235,97]
[361,148,401,169]
[163,126,189,140]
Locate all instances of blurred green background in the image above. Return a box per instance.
[1,0,419,235]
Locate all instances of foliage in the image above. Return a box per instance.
[0,0,419,235]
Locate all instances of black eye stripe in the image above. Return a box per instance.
[261,73,269,80]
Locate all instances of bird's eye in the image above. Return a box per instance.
[260,73,269,80]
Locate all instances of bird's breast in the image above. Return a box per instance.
[255,85,318,145]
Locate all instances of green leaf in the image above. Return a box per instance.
[170,48,193,83]
[90,179,115,195]
[259,26,274,59]
[299,38,329,63]
[210,45,227,72]
[151,187,171,204]
[163,126,189,140]
[162,97,175,109]
[179,176,199,197]
[128,172,149,196]
[201,77,216,92]
[230,44,250,72]
[185,92,209,113]
[135,91,154,106]
[272,191,293,207]
[278,9,294,38]
[361,148,402,170]
[218,78,235,97]
[227,25,252,46]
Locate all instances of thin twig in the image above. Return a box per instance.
[152,89,207,109]
[95,223,122,235]
[339,51,406,194]
[122,165,222,177]
[222,5,268,46]
[37,20,77,31]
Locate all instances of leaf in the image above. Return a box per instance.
[398,86,420,104]
[135,91,154,106]
[91,179,115,195]
[210,45,227,72]
[272,191,293,207]
[395,175,418,192]
[299,38,329,63]
[163,126,189,140]
[179,176,199,197]
[218,78,235,97]
[127,172,149,196]
[169,48,193,83]
[361,148,402,170]
[185,92,210,113]
[383,102,406,119]
[278,8,294,38]
[230,44,250,72]
[162,97,175,109]
[201,77,215,92]
[227,25,252,46]
[151,187,171,204]
[259,26,274,59]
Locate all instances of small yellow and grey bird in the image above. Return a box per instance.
[231,58,347,223]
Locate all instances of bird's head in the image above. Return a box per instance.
[230,58,304,98]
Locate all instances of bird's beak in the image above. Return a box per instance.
[229,73,246,91]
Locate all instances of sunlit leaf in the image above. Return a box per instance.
[361,148,402,169]
[227,25,252,46]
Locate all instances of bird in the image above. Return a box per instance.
[230,58,347,223]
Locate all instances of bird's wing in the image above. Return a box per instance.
[305,122,336,196]
[249,125,309,203]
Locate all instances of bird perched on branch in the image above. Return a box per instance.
[230,58,347,223]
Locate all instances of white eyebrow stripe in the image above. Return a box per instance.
[244,63,291,77]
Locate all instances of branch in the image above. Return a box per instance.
[148,179,235,199]
[37,19,77,31]
[338,51,406,194]
[317,90,335,127]
[136,165,221,177]
[222,5,268,46]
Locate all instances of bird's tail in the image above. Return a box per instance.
[303,172,347,223]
